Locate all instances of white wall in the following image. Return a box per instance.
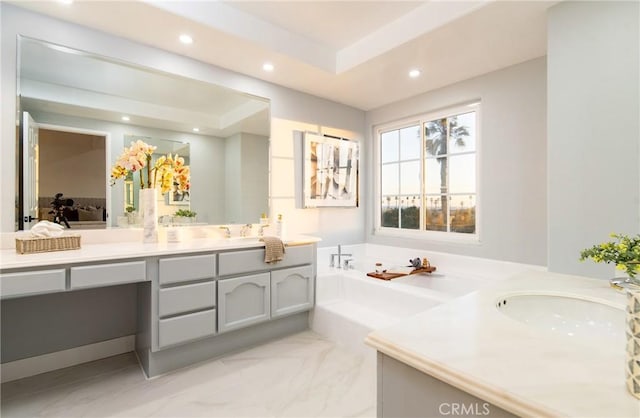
[365,58,547,266]
[547,1,640,277]
[1,4,366,245]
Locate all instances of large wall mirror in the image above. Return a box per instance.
[16,36,270,230]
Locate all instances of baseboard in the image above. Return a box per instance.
[1,335,135,383]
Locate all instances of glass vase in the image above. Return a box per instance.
[626,288,640,400]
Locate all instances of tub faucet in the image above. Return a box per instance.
[330,245,352,268]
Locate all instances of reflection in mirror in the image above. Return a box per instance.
[16,36,270,231]
[118,135,191,227]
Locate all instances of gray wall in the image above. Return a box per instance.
[365,58,547,266]
[1,3,366,245]
[547,1,640,277]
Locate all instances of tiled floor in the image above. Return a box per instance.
[1,331,376,417]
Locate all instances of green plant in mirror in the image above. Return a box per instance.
[580,233,640,280]
[125,205,135,213]
[174,209,197,218]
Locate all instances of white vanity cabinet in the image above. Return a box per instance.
[216,245,315,334]
[156,254,217,348]
[1,240,317,379]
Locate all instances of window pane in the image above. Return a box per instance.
[450,194,476,234]
[425,195,446,232]
[424,118,447,158]
[449,154,475,194]
[400,161,420,195]
[381,130,399,163]
[448,111,476,153]
[381,196,399,228]
[400,200,420,230]
[425,157,446,194]
[400,125,420,160]
[381,163,399,196]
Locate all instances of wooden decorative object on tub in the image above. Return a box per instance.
[367,266,436,281]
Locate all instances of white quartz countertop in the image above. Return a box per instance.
[0,235,320,270]
[365,270,640,417]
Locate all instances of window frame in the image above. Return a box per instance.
[374,102,481,243]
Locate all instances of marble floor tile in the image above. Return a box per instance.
[1,331,376,418]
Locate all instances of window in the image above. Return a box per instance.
[377,103,479,239]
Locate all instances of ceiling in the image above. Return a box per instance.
[10,0,556,111]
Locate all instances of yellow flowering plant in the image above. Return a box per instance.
[110,140,190,195]
[579,233,640,280]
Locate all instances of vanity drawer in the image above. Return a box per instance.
[70,261,146,289]
[159,254,216,285]
[158,308,216,347]
[218,244,314,276]
[0,269,66,299]
[158,281,216,317]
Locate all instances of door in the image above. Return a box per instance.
[217,273,270,333]
[271,266,314,318]
[22,112,39,228]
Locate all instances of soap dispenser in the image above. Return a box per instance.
[275,214,285,239]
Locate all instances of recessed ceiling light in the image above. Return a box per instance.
[192,127,200,132]
[121,116,130,122]
[58,0,73,4]
[179,34,193,45]
[409,69,421,78]
[262,62,274,72]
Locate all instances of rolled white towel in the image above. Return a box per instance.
[30,221,64,238]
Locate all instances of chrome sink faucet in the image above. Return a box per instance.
[219,226,231,238]
[240,224,253,237]
[330,245,352,268]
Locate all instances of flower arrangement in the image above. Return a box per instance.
[579,233,640,280]
[110,140,190,195]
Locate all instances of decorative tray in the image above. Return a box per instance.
[367,266,436,281]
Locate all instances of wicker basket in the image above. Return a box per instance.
[15,234,81,254]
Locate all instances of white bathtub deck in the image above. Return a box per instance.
[311,244,542,359]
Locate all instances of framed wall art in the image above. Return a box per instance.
[303,132,359,208]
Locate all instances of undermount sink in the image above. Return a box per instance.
[224,236,262,242]
[496,294,625,343]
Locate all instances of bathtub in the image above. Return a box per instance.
[310,244,541,359]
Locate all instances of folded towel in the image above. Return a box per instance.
[261,236,285,263]
[30,220,64,238]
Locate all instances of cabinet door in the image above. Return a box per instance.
[217,273,270,333]
[271,266,314,318]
